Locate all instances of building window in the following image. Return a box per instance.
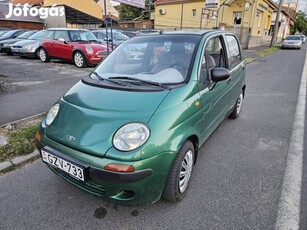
[266,15,271,29]
[233,12,242,25]
[192,9,196,17]
[257,11,262,27]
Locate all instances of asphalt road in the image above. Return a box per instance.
[0,55,93,125]
[0,46,307,229]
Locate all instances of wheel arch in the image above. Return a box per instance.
[72,49,89,64]
[186,135,199,164]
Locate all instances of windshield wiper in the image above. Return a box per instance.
[91,72,127,86]
[109,76,168,89]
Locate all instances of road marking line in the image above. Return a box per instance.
[275,50,307,229]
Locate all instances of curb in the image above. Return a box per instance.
[0,113,45,173]
[1,112,46,130]
[0,150,40,172]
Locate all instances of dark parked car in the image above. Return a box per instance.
[0,29,28,42]
[11,30,47,58]
[36,30,246,206]
[0,30,38,54]
[38,28,110,67]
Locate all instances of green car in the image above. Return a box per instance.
[35,30,246,206]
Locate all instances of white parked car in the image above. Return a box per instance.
[282,35,302,49]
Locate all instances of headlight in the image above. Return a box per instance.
[45,104,60,126]
[3,43,11,47]
[85,46,93,54]
[113,123,150,151]
[23,43,33,49]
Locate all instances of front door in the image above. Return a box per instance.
[52,30,72,60]
[198,35,232,142]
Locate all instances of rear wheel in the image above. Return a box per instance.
[229,91,243,119]
[162,140,195,202]
[74,51,87,68]
[39,48,50,62]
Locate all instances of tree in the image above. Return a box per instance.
[292,12,307,35]
[115,0,155,20]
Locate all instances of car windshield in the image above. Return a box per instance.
[17,31,36,39]
[93,35,200,86]
[285,36,301,40]
[69,31,98,42]
[0,30,9,37]
[1,30,18,39]
[28,30,46,40]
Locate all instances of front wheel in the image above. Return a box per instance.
[162,140,195,202]
[74,51,87,68]
[229,91,244,119]
[39,48,50,62]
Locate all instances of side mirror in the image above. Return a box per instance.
[211,67,230,82]
[58,38,67,43]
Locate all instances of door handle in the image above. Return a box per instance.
[227,78,231,84]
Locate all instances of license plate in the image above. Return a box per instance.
[41,150,85,181]
[14,49,20,53]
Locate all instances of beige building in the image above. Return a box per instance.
[154,0,279,48]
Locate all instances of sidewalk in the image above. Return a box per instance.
[242,44,281,63]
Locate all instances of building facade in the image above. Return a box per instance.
[154,0,279,48]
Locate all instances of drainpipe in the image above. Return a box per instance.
[180,3,183,30]
[246,0,256,49]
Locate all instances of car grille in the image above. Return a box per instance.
[49,165,106,196]
[96,51,107,56]
[12,45,22,48]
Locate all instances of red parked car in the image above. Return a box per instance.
[38,28,110,68]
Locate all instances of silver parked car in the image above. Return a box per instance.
[11,30,47,58]
[282,35,302,49]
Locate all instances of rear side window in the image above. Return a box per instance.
[225,35,241,68]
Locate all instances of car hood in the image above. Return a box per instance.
[0,38,24,44]
[45,80,170,157]
[12,39,37,46]
[283,40,301,43]
[72,42,107,49]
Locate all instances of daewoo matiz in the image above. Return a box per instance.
[35,30,246,206]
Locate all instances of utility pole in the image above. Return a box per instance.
[148,0,152,31]
[270,0,283,47]
[180,3,183,30]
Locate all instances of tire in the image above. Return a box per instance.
[39,48,50,62]
[35,49,40,58]
[162,140,195,202]
[73,51,87,68]
[229,91,244,119]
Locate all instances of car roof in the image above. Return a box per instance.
[142,29,232,36]
[47,28,89,31]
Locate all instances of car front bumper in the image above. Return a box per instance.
[0,46,12,53]
[36,135,175,206]
[282,44,302,48]
[11,47,37,57]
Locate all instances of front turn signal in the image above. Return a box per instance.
[104,164,135,172]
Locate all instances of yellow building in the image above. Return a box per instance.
[154,0,277,48]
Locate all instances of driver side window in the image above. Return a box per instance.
[199,36,226,89]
